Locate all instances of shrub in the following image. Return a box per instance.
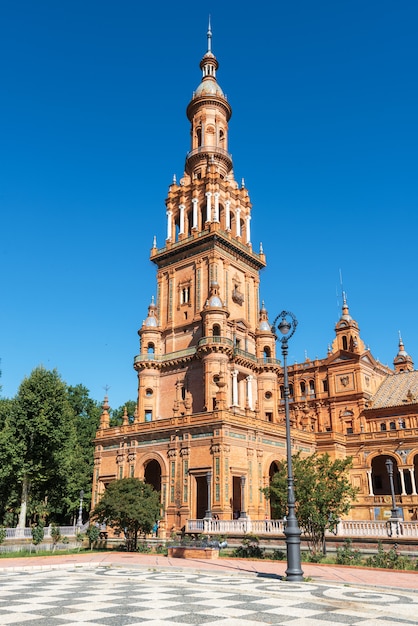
[336,539,363,566]
[365,542,414,570]
[31,523,44,548]
[86,525,100,550]
[136,542,151,553]
[270,548,286,561]
[0,527,6,545]
[233,534,264,559]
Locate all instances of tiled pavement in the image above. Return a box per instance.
[0,553,417,625]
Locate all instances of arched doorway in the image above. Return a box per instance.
[195,475,208,519]
[144,459,162,493]
[268,461,282,518]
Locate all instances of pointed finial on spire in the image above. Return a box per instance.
[241,177,245,188]
[153,235,157,249]
[172,174,177,184]
[259,242,264,254]
[207,15,212,53]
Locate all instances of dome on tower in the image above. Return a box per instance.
[144,296,158,327]
[194,76,224,98]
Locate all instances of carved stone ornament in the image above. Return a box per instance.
[180,447,190,457]
[340,375,349,387]
[167,448,177,458]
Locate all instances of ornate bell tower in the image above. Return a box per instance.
[135,22,270,420]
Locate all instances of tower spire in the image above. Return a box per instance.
[207,15,212,53]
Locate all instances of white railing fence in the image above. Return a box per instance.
[186,518,418,538]
[4,523,89,541]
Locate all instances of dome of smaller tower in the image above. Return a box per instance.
[206,280,222,307]
[194,77,224,98]
[144,297,158,327]
[258,301,271,331]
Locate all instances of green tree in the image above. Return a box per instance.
[263,452,358,556]
[0,398,21,525]
[12,367,78,528]
[31,522,44,551]
[91,478,161,551]
[110,400,137,426]
[65,385,101,522]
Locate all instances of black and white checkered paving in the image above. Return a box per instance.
[0,566,416,625]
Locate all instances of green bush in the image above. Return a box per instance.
[136,542,151,553]
[270,548,286,561]
[86,525,100,550]
[336,539,363,566]
[233,534,264,559]
[365,542,414,570]
[31,523,44,547]
[0,527,6,545]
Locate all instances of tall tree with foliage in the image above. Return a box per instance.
[91,478,161,551]
[263,452,358,555]
[65,384,101,521]
[0,397,21,525]
[12,367,78,527]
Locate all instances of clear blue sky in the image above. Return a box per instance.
[1,1,417,409]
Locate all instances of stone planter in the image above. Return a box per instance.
[168,546,219,559]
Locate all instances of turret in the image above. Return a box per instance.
[394,332,414,372]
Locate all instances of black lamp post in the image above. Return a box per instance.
[77,490,84,528]
[385,458,400,536]
[272,310,304,581]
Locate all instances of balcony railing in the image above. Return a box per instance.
[134,347,197,364]
[186,518,418,538]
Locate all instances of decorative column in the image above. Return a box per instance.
[399,467,407,496]
[367,470,374,496]
[213,192,220,222]
[245,214,251,244]
[205,192,212,222]
[235,207,241,237]
[225,200,231,230]
[246,375,253,410]
[231,369,239,406]
[192,198,198,229]
[409,467,417,496]
[240,475,247,518]
[166,209,173,241]
[204,471,212,518]
[179,204,185,235]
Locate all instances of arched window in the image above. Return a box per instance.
[390,421,396,430]
[212,324,221,337]
[196,127,202,147]
[147,343,155,355]
[300,381,306,397]
[380,423,387,431]
[342,336,348,350]
[263,346,271,362]
[309,380,315,396]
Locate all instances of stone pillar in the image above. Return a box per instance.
[231,369,239,406]
[240,475,247,518]
[213,192,220,222]
[235,207,241,237]
[246,375,253,410]
[205,192,212,223]
[205,471,212,518]
[225,200,231,230]
[192,198,198,229]
[399,467,407,496]
[246,214,251,244]
[179,204,185,234]
[166,210,173,241]
[367,470,374,496]
[409,467,417,496]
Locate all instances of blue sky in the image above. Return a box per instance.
[1,1,417,409]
